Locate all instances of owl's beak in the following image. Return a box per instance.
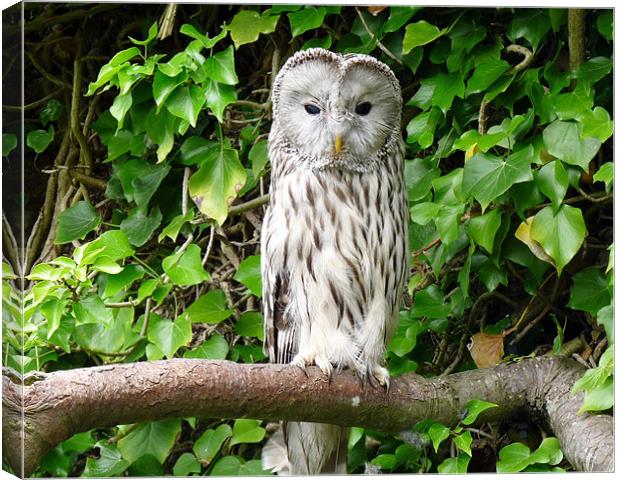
[334,135,344,155]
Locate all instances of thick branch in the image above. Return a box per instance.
[2,357,612,476]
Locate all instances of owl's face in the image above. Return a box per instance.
[272,49,402,169]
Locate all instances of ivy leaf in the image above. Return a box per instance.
[180,23,228,49]
[114,157,171,207]
[507,9,550,49]
[183,334,229,360]
[162,244,211,286]
[203,79,237,122]
[534,160,568,212]
[529,437,563,465]
[233,255,262,297]
[530,205,587,274]
[110,92,133,130]
[229,10,280,48]
[410,285,451,318]
[467,208,501,254]
[465,59,510,96]
[165,85,205,127]
[40,99,64,125]
[454,431,473,456]
[129,21,158,46]
[371,454,397,471]
[542,120,601,171]
[147,314,192,358]
[403,20,446,54]
[593,162,613,192]
[145,107,177,162]
[172,453,201,476]
[183,290,233,324]
[189,144,246,225]
[580,107,614,143]
[235,312,264,340]
[383,7,420,33]
[575,56,613,84]
[55,201,102,244]
[83,442,129,477]
[288,6,326,38]
[78,230,134,265]
[120,206,163,247]
[203,46,239,85]
[567,267,611,314]
[103,264,145,298]
[496,443,532,473]
[229,419,266,446]
[432,72,465,114]
[579,376,613,413]
[158,210,194,242]
[153,70,189,111]
[117,420,182,464]
[462,148,534,211]
[437,453,470,474]
[428,422,450,452]
[462,399,498,425]
[2,133,17,156]
[26,125,55,153]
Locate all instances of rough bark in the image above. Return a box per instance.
[2,356,613,476]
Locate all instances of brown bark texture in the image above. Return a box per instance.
[2,356,613,476]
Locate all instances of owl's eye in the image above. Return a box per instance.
[304,104,321,115]
[355,102,372,116]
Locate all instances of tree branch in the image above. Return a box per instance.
[2,357,612,476]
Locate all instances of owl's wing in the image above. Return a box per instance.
[262,225,298,364]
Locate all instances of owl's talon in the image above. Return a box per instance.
[370,365,391,391]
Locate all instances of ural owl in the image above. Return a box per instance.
[261,48,408,474]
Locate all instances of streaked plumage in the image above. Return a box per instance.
[261,48,408,475]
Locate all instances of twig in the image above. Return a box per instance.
[228,194,270,216]
[69,170,107,190]
[2,88,63,112]
[506,44,534,74]
[412,237,441,258]
[202,225,216,267]
[355,7,402,65]
[182,167,190,216]
[24,51,71,88]
[70,45,93,174]
[140,298,153,337]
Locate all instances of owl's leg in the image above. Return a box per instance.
[291,351,334,381]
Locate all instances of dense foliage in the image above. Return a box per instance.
[2,4,613,476]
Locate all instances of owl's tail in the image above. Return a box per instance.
[262,422,348,475]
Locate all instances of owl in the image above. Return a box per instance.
[260,48,408,475]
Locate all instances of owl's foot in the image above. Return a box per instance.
[290,352,334,382]
[369,365,391,392]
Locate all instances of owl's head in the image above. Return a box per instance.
[272,48,402,170]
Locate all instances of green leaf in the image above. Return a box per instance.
[184,290,233,324]
[371,454,397,471]
[301,35,332,50]
[233,255,262,297]
[428,422,450,452]
[435,204,464,245]
[54,201,101,244]
[203,46,239,85]
[117,419,182,464]
[507,9,550,49]
[180,23,228,49]
[461,399,498,425]
[403,20,445,54]
[129,21,158,46]
[467,209,501,254]
[535,160,568,212]
[26,125,55,153]
[127,455,163,476]
[529,437,563,465]
[384,7,420,33]
[229,10,280,48]
[189,144,246,225]
[530,205,587,273]
[103,264,145,297]
[542,120,601,171]
[173,452,201,476]
[465,59,510,96]
[110,46,141,66]
[596,10,613,41]
[183,333,229,360]
[581,107,614,143]
[114,157,170,207]
[410,285,451,318]
[203,79,237,122]
[147,314,192,358]
[210,456,243,476]
[110,92,133,130]
[83,442,130,477]
[145,106,177,162]
[153,70,188,110]
[165,85,205,127]
[40,298,68,339]
[454,431,473,456]
[597,304,613,344]
[193,424,233,463]
[92,256,123,274]
[2,133,17,156]
[432,72,464,114]
[438,453,470,473]
[496,442,532,473]
[229,419,266,446]
[158,210,194,242]
[162,244,210,286]
[567,267,611,314]
[462,148,534,210]
[575,56,613,84]
[120,206,162,247]
[405,157,440,202]
[40,99,64,125]
[79,230,134,265]
[579,376,613,413]
[106,130,133,161]
[288,6,326,38]
[235,311,264,340]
